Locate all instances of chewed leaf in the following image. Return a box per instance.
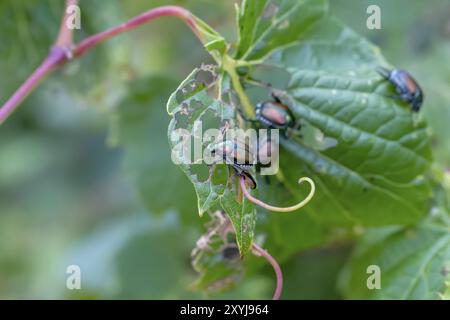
[167,65,217,116]
[167,66,256,255]
[167,66,227,215]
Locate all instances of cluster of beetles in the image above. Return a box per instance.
[209,67,424,189]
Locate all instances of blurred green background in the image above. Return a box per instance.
[0,0,449,299]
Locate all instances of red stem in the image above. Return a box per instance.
[0,5,200,125]
[252,243,283,300]
[0,48,67,123]
[74,6,200,58]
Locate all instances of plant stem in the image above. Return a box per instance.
[239,175,315,212]
[222,55,255,118]
[74,6,200,58]
[0,48,67,123]
[252,243,283,300]
[0,5,201,125]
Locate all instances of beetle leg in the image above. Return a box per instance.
[271,91,283,104]
[381,93,404,103]
[232,166,257,189]
[291,120,302,135]
[381,93,418,112]
[241,171,257,189]
[284,122,302,139]
[411,102,421,112]
[287,128,303,139]
[208,163,217,182]
[399,92,414,103]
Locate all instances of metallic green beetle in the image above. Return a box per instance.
[207,137,257,189]
[255,99,296,130]
[377,66,424,112]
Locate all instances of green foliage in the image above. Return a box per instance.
[340,221,450,299]
[1,0,449,300]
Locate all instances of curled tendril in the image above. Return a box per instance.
[239,175,315,212]
[251,243,283,300]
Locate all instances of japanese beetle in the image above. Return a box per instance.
[255,94,296,130]
[377,66,424,112]
[207,137,257,189]
[237,93,301,138]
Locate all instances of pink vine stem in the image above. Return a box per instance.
[239,175,315,212]
[252,243,283,300]
[0,4,201,125]
[242,175,315,299]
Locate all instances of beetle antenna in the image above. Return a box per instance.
[270,92,283,104]
[241,77,273,89]
[239,175,315,212]
[376,66,390,78]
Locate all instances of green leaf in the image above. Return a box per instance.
[339,223,450,299]
[234,0,267,59]
[235,0,328,61]
[192,16,227,62]
[167,66,256,255]
[116,76,197,221]
[240,15,432,226]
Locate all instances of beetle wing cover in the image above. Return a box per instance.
[261,102,290,126]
